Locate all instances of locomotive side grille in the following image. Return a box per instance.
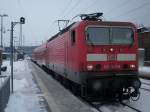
[117,54,136,61]
[87,54,107,61]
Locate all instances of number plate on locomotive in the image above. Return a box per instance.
[107,54,116,61]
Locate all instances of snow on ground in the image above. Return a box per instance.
[1,60,150,112]
[141,78,150,90]
[127,89,150,112]
[141,83,150,90]
[139,66,150,74]
[0,77,5,86]
[99,78,150,112]
[99,103,133,112]
[2,60,48,112]
[121,78,150,112]
[141,78,150,84]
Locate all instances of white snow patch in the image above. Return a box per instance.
[126,90,150,112]
[13,78,28,91]
[0,77,5,86]
[3,60,47,112]
[5,92,41,112]
[141,78,150,84]
[141,84,150,90]
[139,66,150,74]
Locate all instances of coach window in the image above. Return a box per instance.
[71,30,76,45]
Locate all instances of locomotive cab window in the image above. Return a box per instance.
[86,27,109,45]
[71,30,76,45]
[111,28,134,45]
[86,27,134,45]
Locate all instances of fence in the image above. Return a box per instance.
[0,76,10,112]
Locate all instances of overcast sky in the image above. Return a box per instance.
[0,0,150,46]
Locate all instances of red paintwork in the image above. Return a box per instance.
[32,20,138,74]
[32,43,47,65]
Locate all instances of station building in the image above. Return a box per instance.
[138,27,150,65]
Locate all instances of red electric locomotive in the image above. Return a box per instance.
[32,13,141,100]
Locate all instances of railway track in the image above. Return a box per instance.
[86,101,142,112]
[141,82,150,92]
[87,101,103,112]
[141,82,150,86]
[120,102,142,112]
[140,87,150,92]
[80,96,142,112]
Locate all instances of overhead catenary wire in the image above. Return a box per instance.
[70,0,98,21]
[45,20,58,38]
[105,0,131,15]
[48,0,82,34]
[59,0,74,18]
[44,0,74,39]
[78,0,98,13]
[16,0,150,45]
[118,9,150,28]
[62,0,81,19]
[111,1,150,19]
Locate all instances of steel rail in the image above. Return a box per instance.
[140,87,150,92]
[141,82,150,86]
[86,101,103,112]
[120,102,142,112]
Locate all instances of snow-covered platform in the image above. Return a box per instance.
[29,61,95,112]
[3,60,49,112]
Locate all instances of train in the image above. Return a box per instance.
[32,13,141,100]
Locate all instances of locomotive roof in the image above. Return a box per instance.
[47,22,76,42]
[82,20,136,27]
[47,20,136,42]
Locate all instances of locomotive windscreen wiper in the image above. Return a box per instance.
[86,32,95,47]
[129,32,134,48]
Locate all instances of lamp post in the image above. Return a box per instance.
[0,14,8,48]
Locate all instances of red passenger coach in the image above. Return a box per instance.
[32,43,47,66]
[32,13,141,100]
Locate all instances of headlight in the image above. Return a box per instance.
[130,64,136,68]
[87,65,93,71]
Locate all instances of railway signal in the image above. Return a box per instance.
[20,17,25,24]
[10,17,25,93]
